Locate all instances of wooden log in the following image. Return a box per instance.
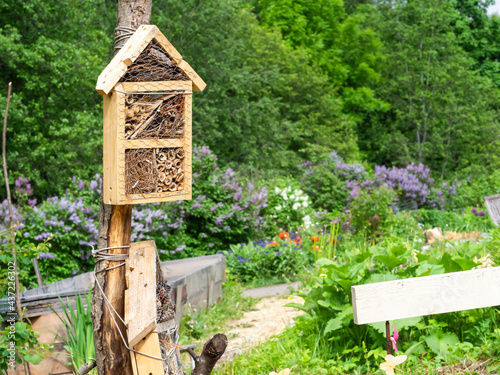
[91,200,134,375]
[187,334,228,375]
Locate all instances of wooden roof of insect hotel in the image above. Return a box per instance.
[96,24,206,95]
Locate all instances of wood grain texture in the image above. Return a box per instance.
[103,91,121,205]
[178,60,206,92]
[127,241,157,347]
[91,201,134,375]
[352,267,500,325]
[484,194,500,225]
[119,80,192,93]
[133,332,165,375]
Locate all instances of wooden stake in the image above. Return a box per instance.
[91,200,133,375]
[91,2,152,374]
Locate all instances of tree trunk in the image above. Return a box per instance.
[115,0,153,51]
[91,1,152,374]
[91,201,133,375]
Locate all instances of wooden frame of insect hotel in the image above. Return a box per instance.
[96,25,206,205]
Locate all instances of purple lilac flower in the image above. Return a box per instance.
[175,244,186,252]
[208,243,214,248]
[39,252,55,260]
[192,202,202,209]
[277,251,282,256]
[72,270,78,275]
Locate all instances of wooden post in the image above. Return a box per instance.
[91,1,152,374]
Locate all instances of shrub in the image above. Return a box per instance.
[1,146,269,284]
[298,151,367,212]
[222,234,312,285]
[266,183,314,232]
[349,186,396,238]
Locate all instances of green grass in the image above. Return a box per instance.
[179,281,258,344]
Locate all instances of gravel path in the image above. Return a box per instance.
[220,285,305,363]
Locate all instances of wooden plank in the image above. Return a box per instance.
[208,266,216,307]
[352,267,500,325]
[118,80,192,93]
[175,285,182,328]
[184,93,192,203]
[96,25,159,95]
[127,241,157,347]
[122,139,183,150]
[484,194,500,225]
[133,332,164,375]
[124,289,129,326]
[103,91,121,205]
[178,60,206,92]
[153,30,183,64]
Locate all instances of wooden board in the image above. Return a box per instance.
[119,80,192,93]
[103,90,121,204]
[126,241,157,347]
[352,267,500,325]
[96,25,206,95]
[132,332,165,375]
[178,60,206,92]
[484,194,500,225]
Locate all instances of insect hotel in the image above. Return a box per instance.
[96,25,206,205]
[95,25,206,374]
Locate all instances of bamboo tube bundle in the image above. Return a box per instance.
[124,147,185,195]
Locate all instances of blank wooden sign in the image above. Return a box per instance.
[352,267,500,325]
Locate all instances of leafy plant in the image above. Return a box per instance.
[51,290,95,373]
[222,235,312,285]
[0,315,52,370]
[349,186,396,238]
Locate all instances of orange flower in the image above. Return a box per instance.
[326,238,337,245]
[311,236,320,243]
[269,241,279,246]
[312,244,319,251]
[279,232,290,240]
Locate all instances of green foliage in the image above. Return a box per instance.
[453,0,500,87]
[154,0,358,174]
[419,207,494,232]
[52,291,95,373]
[253,0,388,122]
[0,0,115,196]
[0,316,52,370]
[223,240,312,285]
[282,233,499,372]
[179,282,257,342]
[0,228,52,298]
[349,187,396,238]
[359,0,500,177]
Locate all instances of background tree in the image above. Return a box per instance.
[358,0,500,177]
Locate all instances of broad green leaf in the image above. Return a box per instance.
[375,255,405,270]
[424,329,459,357]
